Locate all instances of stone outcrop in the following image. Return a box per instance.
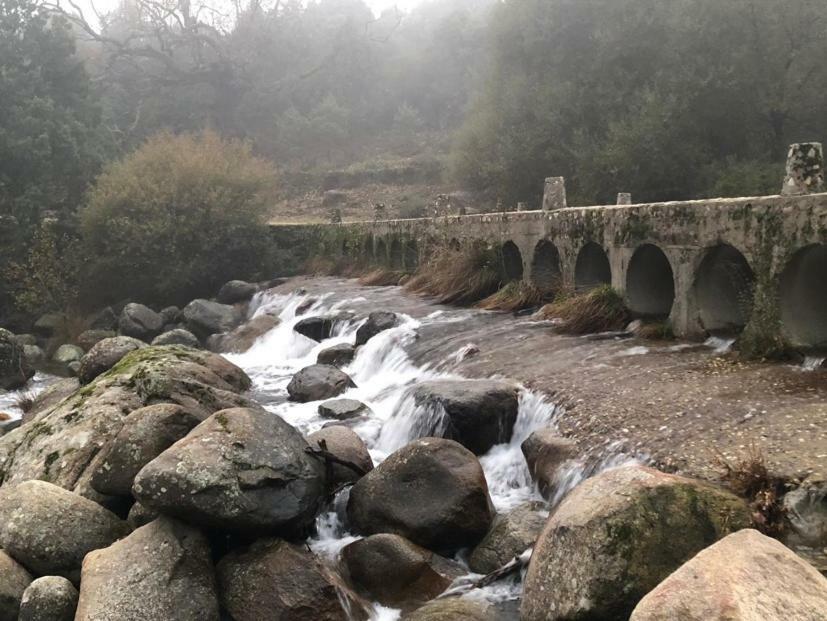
[33,314,65,339]
[0,481,129,583]
[520,428,577,499]
[630,529,827,621]
[18,576,78,621]
[75,517,219,621]
[469,501,547,574]
[126,502,158,529]
[287,364,356,403]
[182,299,240,339]
[355,311,398,346]
[411,379,519,455]
[341,533,463,610]
[403,599,497,621]
[317,343,356,367]
[294,317,336,342]
[90,404,200,497]
[133,407,325,535]
[77,336,146,384]
[0,549,32,621]
[118,304,163,341]
[217,538,367,621]
[76,329,116,352]
[521,465,753,621]
[318,398,371,420]
[217,280,258,304]
[151,328,199,348]
[0,346,253,499]
[207,313,279,354]
[0,328,34,390]
[348,438,495,553]
[307,425,373,489]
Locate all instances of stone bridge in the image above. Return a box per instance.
[282,144,827,351]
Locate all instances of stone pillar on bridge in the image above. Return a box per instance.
[542,177,567,211]
[782,142,824,196]
[617,193,632,205]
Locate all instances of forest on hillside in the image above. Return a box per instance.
[1,0,826,320]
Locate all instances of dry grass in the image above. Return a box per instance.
[477,281,550,312]
[358,269,406,286]
[304,255,361,277]
[13,390,36,414]
[536,285,630,335]
[715,444,787,536]
[406,244,503,305]
[635,320,675,340]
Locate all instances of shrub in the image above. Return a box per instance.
[536,286,630,335]
[79,130,277,306]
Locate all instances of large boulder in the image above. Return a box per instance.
[307,425,373,489]
[90,404,201,497]
[287,364,356,403]
[77,336,146,384]
[76,329,116,352]
[51,344,84,367]
[318,398,371,421]
[0,481,129,583]
[0,347,253,500]
[348,438,495,553]
[126,502,158,529]
[294,317,336,342]
[520,428,578,499]
[355,311,398,346]
[133,407,325,535]
[410,380,520,455]
[630,529,827,621]
[182,299,240,339]
[118,304,163,341]
[217,538,368,621]
[317,343,356,367]
[0,328,34,390]
[217,280,258,304]
[19,576,78,621]
[159,306,181,325]
[151,328,199,348]
[206,314,279,354]
[469,501,547,574]
[33,314,65,339]
[75,517,219,621]
[0,549,32,621]
[521,465,753,621]
[22,378,79,424]
[341,533,464,610]
[89,307,117,331]
[403,599,497,621]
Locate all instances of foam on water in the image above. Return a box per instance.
[0,373,58,420]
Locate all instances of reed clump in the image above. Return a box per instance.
[477,281,549,312]
[406,244,503,305]
[358,269,406,286]
[536,285,629,335]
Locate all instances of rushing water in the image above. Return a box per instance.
[0,373,56,420]
[225,283,642,619]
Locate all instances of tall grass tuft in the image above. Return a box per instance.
[536,285,630,335]
[406,244,503,305]
[477,281,549,312]
[358,269,406,286]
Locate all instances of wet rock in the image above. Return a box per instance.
[118,304,163,341]
[151,328,200,348]
[67,361,80,377]
[403,598,497,621]
[295,317,336,342]
[0,328,34,389]
[19,576,78,621]
[784,481,827,551]
[159,306,181,325]
[51,344,83,367]
[308,425,373,488]
[520,428,577,499]
[89,307,117,331]
[133,407,325,535]
[23,344,45,365]
[411,380,520,455]
[469,501,547,574]
[76,330,116,352]
[217,280,258,304]
[77,336,146,384]
[33,314,65,339]
[218,538,367,621]
[341,533,464,610]
[75,517,219,621]
[521,465,752,621]
[0,419,21,436]
[0,480,130,583]
[207,313,279,354]
[0,347,252,498]
[22,378,79,423]
[287,364,356,403]
[91,404,201,497]
[348,437,495,553]
[630,529,827,621]
[13,334,38,347]
[318,398,371,420]
[355,311,398,346]
[317,343,356,367]
[0,549,32,621]
[181,299,239,339]
[126,502,158,529]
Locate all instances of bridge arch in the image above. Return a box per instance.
[390,237,403,269]
[404,239,419,270]
[692,244,754,334]
[575,242,611,290]
[779,244,827,349]
[376,238,388,265]
[626,244,675,319]
[499,241,524,282]
[530,239,561,292]
[362,235,374,260]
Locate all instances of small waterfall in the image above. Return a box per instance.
[802,356,826,371]
[705,336,736,354]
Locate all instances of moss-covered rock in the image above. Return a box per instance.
[521,465,752,621]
